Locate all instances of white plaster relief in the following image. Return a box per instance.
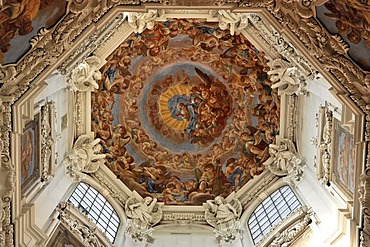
[63,135,106,182]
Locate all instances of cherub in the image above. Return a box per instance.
[224,158,243,188]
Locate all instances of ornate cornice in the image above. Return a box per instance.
[93,169,128,206]
[58,13,127,75]
[360,165,370,247]
[317,104,333,186]
[56,201,113,247]
[0,0,160,100]
[40,102,56,182]
[239,172,279,208]
[0,98,14,247]
[162,212,206,224]
[256,207,312,247]
[270,212,312,246]
[0,1,367,245]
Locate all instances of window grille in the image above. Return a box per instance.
[248,185,301,244]
[68,182,120,242]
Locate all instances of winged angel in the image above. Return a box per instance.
[204,196,243,244]
[263,138,302,177]
[125,196,162,243]
[64,135,106,181]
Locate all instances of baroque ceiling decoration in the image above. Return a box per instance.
[92,19,280,205]
[0,0,369,246]
[316,0,370,70]
[0,0,67,65]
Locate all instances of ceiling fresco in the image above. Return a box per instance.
[316,0,370,71]
[91,19,280,205]
[0,0,67,65]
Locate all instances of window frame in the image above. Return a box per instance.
[68,182,120,243]
[247,185,302,245]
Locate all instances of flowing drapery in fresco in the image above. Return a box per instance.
[91,19,280,205]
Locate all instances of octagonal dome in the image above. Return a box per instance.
[91,19,280,205]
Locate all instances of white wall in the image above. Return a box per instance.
[149,225,219,247]
[295,75,352,246]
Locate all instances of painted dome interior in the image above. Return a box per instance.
[91,19,280,205]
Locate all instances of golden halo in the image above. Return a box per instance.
[159,83,191,131]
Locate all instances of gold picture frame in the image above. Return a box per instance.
[21,114,40,193]
[331,118,356,197]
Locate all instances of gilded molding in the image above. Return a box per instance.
[359,166,370,247]
[40,102,56,182]
[75,91,84,137]
[0,99,14,247]
[318,105,333,185]
[56,201,113,247]
[256,207,312,247]
[93,170,127,206]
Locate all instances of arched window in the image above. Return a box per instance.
[68,182,120,242]
[248,185,301,245]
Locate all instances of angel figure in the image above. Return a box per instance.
[72,56,102,91]
[64,135,106,181]
[263,139,302,177]
[125,196,162,243]
[267,58,302,95]
[126,197,158,225]
[204,196,242,244]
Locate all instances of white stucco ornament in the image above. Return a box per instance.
[126,10,162,34]
[204,195,243,244]
[211,10,249,35]
[263,139,304,181]
[267,58,308,95]
[64,135,106,181]
[71,56,102,91]
[125,196,163,244]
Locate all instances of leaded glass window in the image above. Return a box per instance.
[68,182,120,242]
[248,185,301,244]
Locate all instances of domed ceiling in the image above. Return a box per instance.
[91,19,280,205]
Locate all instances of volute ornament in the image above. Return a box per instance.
[64,135,106,181]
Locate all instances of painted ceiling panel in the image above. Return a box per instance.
[91,19,280,205]
[0,0,67,65]
[316,0,370,71]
